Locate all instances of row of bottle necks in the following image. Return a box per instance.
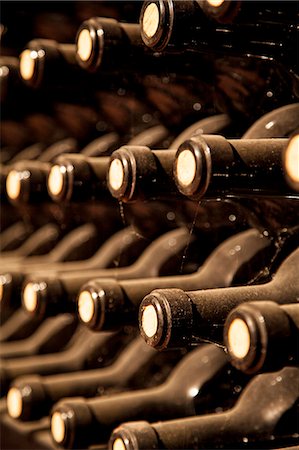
[1,1,299,449]
[1,107,299,449]
[1,228,299,450]
[1,1,299,135]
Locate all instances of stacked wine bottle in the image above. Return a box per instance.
[1,1,298,449]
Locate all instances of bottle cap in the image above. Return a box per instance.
[142,3,160,39]
[48,165,66,198]
[139,289,193,350]
[7,387,23,419]
[51,411,66,444]
[227,318,251,359]
[78,290,95,324]
[76,28,93,62]
[108,158,125,192]
[19,49,36,81]
[23,282,39,313]
[6,170,22,200]
[284,134,299,191]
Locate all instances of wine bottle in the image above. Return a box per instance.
[140,0,298,71]
[140,0,202,51]
[0,309,42,343]
[139,1,299,122]
[47,121,176,203]
[0,414,49,450]
[107,145,178,202]
[77,228,272,331]
[20,228,194,319]
[6,160,51,204]
[0,327,131,396]
[7,337,181,421]
[0,56,52,123]
[224,301,299,374]
[242,103,299,139]
[18,38,164,139]
[174,135,291,199]
[49,344,240,448]
[197,0,297,25]
[0,223,102,311]
[0,221,32,252]
[19,39,86,93]
[107,113,232,202]
[0,226,149,313]
[1,223,101,272]
[0,143,45,203]
[0,223,60,264]
[75,17,163,74]
[109,366,299,450]
[170,113,231,150]
[0,314,77,359]
[283,134,299,192]
[138,247,299,349]
[79,131,120,157]
[75,15,220,131]
[47,153,111,203]
[2,137,78,205]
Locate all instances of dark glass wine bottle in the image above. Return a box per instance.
[106,120,248,202]
[77,228,272,331]
[0,223,61,266]
[19,39,86,94]
[283,134,299,192]
[47,153,111,203]
[140,0,298,72]
[224,301,299,374]
[174,135,291,199]
[20,228,194,319]
[138,247,299,349]
[75,17,165,74]
[197,0,297,25]
[109,366,299,450]
[0,221,32,253]
[47,120,177,203]
[2,137,78,205]
[139,1,299,122]
[7,337,182,421]
[242,103,299,139]
[0,221,182,314]
[0,327,131,396]
[174,134,299,233]
[75,15,219,132]
[0,314,77,359]
[49,344,243,449]
[0,223,102,311]
[6,160,51,204]
[0,309,42,344]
